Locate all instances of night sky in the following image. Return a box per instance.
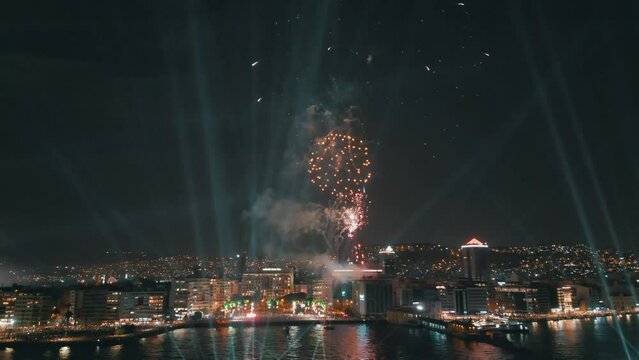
[2,0,638,266]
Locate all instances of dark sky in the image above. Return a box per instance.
[2,0,638,266]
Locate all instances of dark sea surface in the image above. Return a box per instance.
[2,314,639,359]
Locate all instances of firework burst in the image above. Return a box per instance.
[307,130,371,259]
[307,131,371,202]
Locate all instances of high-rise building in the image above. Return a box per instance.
[379,246,397,277]
[493,283,550,315]
[211,279,238,310]
[557,284,595,312]
[0,289,17,326]
[311,280,332,302]
[352,279,394,318]
[14,291,54,327]
[437,285,455,313]
[460,238,490,281]
[186,276,212,316]
[236,254,247,282]
[610,293,636,311]
[453,286,489,315]
[75,289,121,325]
[241,268,294,300]
[118,291,165,323]
[169,279,189,320]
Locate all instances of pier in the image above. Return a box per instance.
[387,309,529,351]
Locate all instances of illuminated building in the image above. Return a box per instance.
[60,290,77,321]
[169,279,189,320]
[437,285,456,313]
[241,268,294,300]
[460,238,490,281]
[557,284,595,312]
[118,291,165,323]
[453,285,489,315]
[311,279,332,302]
[75,289,121,325]
[186,276,212,315]
[13,291,54,327]
[379,245,397,277]
[211,279,238,310]
[75,287,167,324]
[0,289,17,326]
[557,286,575,312]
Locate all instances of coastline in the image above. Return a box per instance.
[2,312,637,349]
[0,318,370,349]
[509,310,639,323]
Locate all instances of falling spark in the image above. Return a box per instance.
[327,46,332,51]
[458,2,465,6]
[257,97,263,103]
[483,52,490,57]
[338,193,366,239]
[425,65,431,71]
[251,61,260,67]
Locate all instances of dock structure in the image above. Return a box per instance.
[387,308,529,350]
[419,317,526,336]
[423,317,528,351]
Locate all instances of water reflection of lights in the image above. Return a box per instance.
[289,326,299,337]
[356,324,370,355]
[59,346,70,359]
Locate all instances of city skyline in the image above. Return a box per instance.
[3,238,638,286]
[1,233,638,358]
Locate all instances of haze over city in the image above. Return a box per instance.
[3,0,638,268]
[1,1,639,359]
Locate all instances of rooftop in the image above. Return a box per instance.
[461,238,488,249]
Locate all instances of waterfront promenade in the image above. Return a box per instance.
[0,316,367,348]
